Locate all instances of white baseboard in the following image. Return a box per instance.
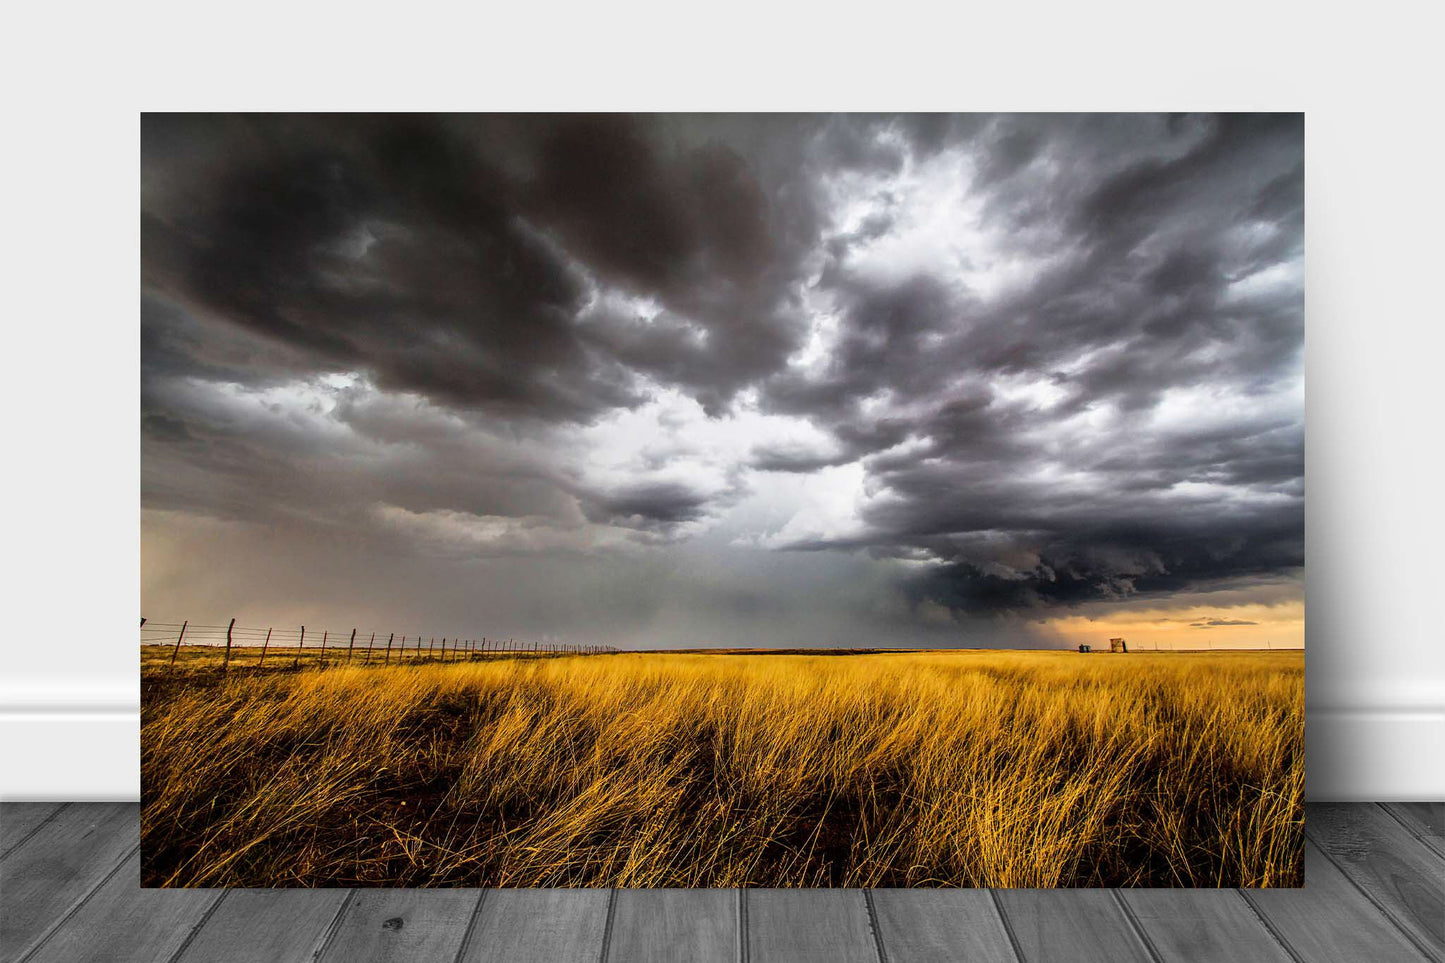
[0,711,139,801]
[2,703,1439,802]
[1305,707,1445,801]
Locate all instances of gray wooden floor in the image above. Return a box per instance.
[1,803,1440,963]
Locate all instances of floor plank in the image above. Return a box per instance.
[746,890,877,963]
[1245,838,1432,963]
[459,889,611,963]
[869,889,1017,963]
[1120,889,1292,963]
[0,802,137,963]
[1382,803,1445,858]
[21,851,219,963]
[0,802,67,859]
[173,888,352,962]
[1308,802,1445,960]
[319,889,483,962]
[606,889,737,963]
[993,890,1153,963]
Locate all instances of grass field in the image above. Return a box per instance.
[140,648,1303,888]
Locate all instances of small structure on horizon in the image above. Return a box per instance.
[1078,643,1092,653]
[1109,637,1128,653]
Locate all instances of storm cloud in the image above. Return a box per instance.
[142,114,1304,643]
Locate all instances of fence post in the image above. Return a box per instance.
[347,628,356,664]
[259,627,272,666]
[222,618,235,673]
[365,631,375,665]
[320,630,328,667]
[295,625,305,668]
[385,633,394,665]
[170,620,188,667]
[430,636,436,659]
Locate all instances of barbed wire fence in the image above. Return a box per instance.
[140,617,618,673]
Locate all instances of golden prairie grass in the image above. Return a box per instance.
[140,649,1303,888]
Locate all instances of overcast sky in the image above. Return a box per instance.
[140,114,1304,649]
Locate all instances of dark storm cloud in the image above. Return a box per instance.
[580,481,714,531]
[143,113,1304,623]
[750,113,1304,614]
[144,115,637,423]
[142,114,848,423]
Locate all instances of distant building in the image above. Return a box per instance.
[1109,637,1128,653]
[1078,644,1092,653]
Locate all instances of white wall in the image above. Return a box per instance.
[1,3,1441,801]
[1301,106,1445,799]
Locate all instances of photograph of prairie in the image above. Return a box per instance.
[141,113,1304,888]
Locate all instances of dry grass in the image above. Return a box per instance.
[140,649,1303,888]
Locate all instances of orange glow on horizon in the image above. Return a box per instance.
[1035,600,1304,651]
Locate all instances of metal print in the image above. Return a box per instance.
[140,113,1304,888]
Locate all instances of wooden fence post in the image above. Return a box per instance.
[295,625,305,668]
[259,627,272,666]
[365,631,375,665]
[170,620,188,667]
[222,618,235,673]
[347,628,356,664]
[320,630,328,667]
[430,636,436,659]
[385,633,395,665]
